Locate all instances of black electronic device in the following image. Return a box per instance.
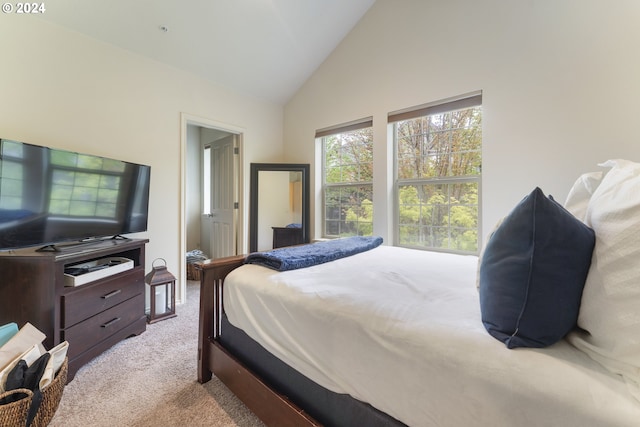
[0,138,150,251]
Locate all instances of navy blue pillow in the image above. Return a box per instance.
[479,187,595,349]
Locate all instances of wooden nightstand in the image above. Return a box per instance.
[272,227,303,249]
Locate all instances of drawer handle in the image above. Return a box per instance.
[101,289,122,299]
[101,317,121,328]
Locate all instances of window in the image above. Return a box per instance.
[317,118,373,238]
[391,94,482,253]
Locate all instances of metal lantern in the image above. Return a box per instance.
[145,258,177,323]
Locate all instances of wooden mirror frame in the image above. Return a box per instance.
[249,163,310,253]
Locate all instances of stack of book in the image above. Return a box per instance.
[0,323,68,426]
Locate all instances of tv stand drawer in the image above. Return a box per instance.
[62,270,144,328]
[63,294,144,360]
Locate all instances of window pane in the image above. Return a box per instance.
[322,125,373,238]
[325,166,342,184]
[397,106,481,180]
[323,184,373,238]
[324,128,373,184]
[397,181,478,252]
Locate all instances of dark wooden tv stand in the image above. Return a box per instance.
[0,238,148,381]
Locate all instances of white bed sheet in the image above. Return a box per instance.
[224,245,640,427]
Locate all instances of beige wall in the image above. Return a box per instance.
[283,0,640,246]
[0,17,284,302]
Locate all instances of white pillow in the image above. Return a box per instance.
[564,171,604,222]
[566,159,640,401]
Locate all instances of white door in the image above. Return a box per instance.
[201,134,237,259]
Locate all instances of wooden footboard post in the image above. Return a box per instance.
[196,254,322,426]
[195,255,246,384]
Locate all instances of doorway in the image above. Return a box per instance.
[180,113,243,302]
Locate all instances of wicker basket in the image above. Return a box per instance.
[0,358,67,427]
[186,263,200,281]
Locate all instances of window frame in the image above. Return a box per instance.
[317,117,374,239]
[391,93,482,254]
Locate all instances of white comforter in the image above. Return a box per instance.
[224,245,640,427]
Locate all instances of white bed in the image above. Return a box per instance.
[223,245,640,427]
[197,159,640,426]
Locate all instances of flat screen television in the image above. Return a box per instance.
[0,138,150,251]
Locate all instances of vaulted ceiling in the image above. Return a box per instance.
[39,0,376,105]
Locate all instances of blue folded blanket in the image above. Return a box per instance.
[245,236,383,271]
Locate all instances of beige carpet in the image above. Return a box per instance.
[49,281,265,427]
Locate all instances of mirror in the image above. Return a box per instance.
[250,163,310,252]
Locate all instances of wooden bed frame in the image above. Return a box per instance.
[195,255,321,427]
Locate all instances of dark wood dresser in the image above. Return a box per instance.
[272,227,303,249]
[0,238,148,381]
